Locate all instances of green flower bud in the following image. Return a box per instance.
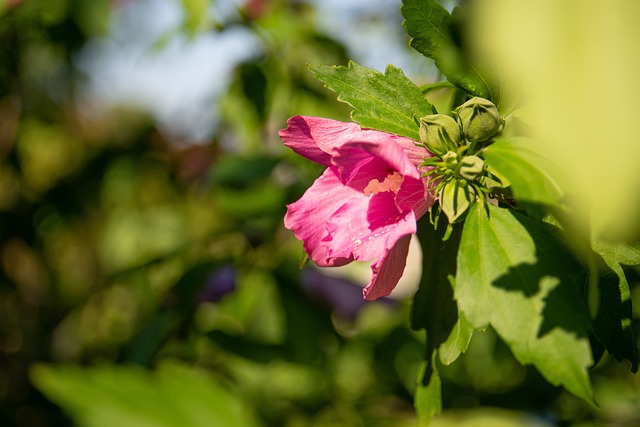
[440,178,475,224]
[456,97,501,143]
[458,155,485,181]
[419,114,461,156]
[442,151,458,169]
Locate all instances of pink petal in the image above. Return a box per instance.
[279,116,434,171]
[279,116,363,166]
[390,134,434,174]
[323,191,417,263]
[396,175,433,215]
[332,140,422,187]
[332,141,429,212]
[284,167,358,267]
[363,234,412,301]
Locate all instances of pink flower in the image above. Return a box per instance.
[281,116,435,300]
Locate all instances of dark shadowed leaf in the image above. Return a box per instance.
[401,0,498,101]
[412,214,473,422]
[591,240,639,372]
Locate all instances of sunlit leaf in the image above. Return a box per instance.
[309,61,435,141]
[438,306,473,366]
[456,203,594,403]
[483,138,563,207]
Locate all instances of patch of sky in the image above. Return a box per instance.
[309,0,437,81]
[75,0,261,142]
[76,0,436,142]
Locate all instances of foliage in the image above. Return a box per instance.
[31,361,262,427]
[300,0,640,424]
[310,62,435,141]
[0,0,639,427]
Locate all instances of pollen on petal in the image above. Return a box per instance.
[363,171,404,197]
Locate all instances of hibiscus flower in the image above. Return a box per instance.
[281,116,435,300]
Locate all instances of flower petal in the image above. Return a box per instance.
[323,191,417,263]
[332,140,422,187]
[391,135,434,173]
[279,116,363,166]
[332,141,430,214]
[363,234,412,300]
[279,116,434,170]
[284,167,357,266]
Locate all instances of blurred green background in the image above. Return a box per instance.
[0,1,638,426]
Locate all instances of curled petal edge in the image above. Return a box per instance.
[362,233,412,301]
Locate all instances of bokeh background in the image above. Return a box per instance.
[0,1,639,426]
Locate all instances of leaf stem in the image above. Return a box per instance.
[420,81,456,94]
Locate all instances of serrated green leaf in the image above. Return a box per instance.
[456,203,594,404]
[483,138,564,207]
[309,61,435,140]
[401,0,497,101]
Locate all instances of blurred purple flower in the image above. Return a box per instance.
[301,268,395,320]
[198,266,236,303]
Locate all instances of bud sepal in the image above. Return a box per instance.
[440,178,476,224]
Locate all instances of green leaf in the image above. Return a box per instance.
[456,203,594,404]
[483,138,564,207]
[414,359,442,426]
[592,268,638,372]
[438,304,474,366]
[401,0,497,101]
[592,240,640,267]
[309,61,435,141]
[413,214,471,361]
[30,361,262,427]
[412,213,473,423]
[413,216,457,332]
[590,240,639,372]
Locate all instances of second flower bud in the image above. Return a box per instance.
[419,114,461,156]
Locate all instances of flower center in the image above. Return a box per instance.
[363,171,404,197]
